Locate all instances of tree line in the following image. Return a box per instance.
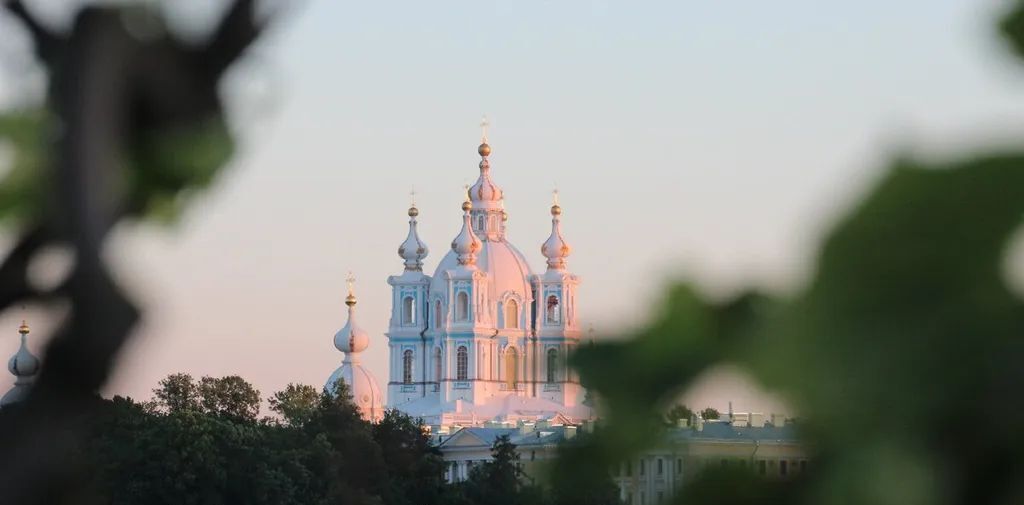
[0,373,621,505]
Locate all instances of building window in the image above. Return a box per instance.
[759,460,767,475]
[657,492,664,503]
[546,295,560,324]
[434,301,442,329]
[779,460,788,476]
[505,347,518,387]
[456,346,468,381]
[639,459,645,476]
[402,296,415,325]
[434,347,442,383]
[477,215,485,231]
[505,299,519,329]
[676,458,682,475]
[456,291,469,321]
[402,350,413,384]
[546,349,558,383]
[656,458,663,475]
[626,461,632,477]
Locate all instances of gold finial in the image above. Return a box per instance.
[17,320,29,336]
[462,184,473,212]
[551,188,562,216]
[478,116,491,157]
[345,272,357,306]
[408,187,419,217]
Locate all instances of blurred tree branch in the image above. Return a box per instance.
[0,1,273,503]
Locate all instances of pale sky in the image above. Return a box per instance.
[1,0,1024,415]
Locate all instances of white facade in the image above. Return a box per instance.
[384,134,592,430]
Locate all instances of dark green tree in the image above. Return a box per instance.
[152,372,200,413]
[198,375,261,421]
[665,404,694,425]
[700,407,720,420]
[465,435,544,505]
[372,409,449,505]
[269,383,320,427]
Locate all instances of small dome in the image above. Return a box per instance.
[335,324,369,354]
[8,321,38,378]
[335,276,370,354]
[398,204,429,271]
[8,343,39,378]
[542,202,571,270]
[451,201,482,266]
[469,142,504,210]
[2,321,39,408]
[325,362,384,422]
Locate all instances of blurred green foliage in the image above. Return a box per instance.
[0,111,231,227]
[0,110,48,224]
[559,3,1024,504]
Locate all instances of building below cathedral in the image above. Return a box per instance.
[326,125,593,430]
[437,412,807,505]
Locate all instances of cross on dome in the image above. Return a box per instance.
[345,271,357,306]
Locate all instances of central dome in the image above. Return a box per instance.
[431,240,535,310]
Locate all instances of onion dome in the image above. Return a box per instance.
[325,274,383,422]
[468,119,504,210]
[1,321,40,407]
[451,191,482,266]
[334,273,370,357]
[398,202,429,271]
[541,190,572,270]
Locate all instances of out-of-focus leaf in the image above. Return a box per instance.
[0,110,49,224]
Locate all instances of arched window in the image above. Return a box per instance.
[434,301,442,329]
[505,299,519,329]
[546,295,560,324]
[456,346,468,381]
[402,350,414,384]
[547,349,558,383]
[402,296,415,325]
[456,291,469,321]
[505,347,518,388]
[434,347,442,383]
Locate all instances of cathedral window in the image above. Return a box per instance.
[505,347,518,387]
[546,349,558,383]
[456,291,469,321]
[546,295,560,324]
[402,350,413,384]
[505,299,519,329]
[434,301,442,329]
[456,346,468,381]
[434,347,442,383]
[402,296,415,325]
[477,215,485,231]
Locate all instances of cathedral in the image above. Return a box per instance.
[327,126,594,430]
